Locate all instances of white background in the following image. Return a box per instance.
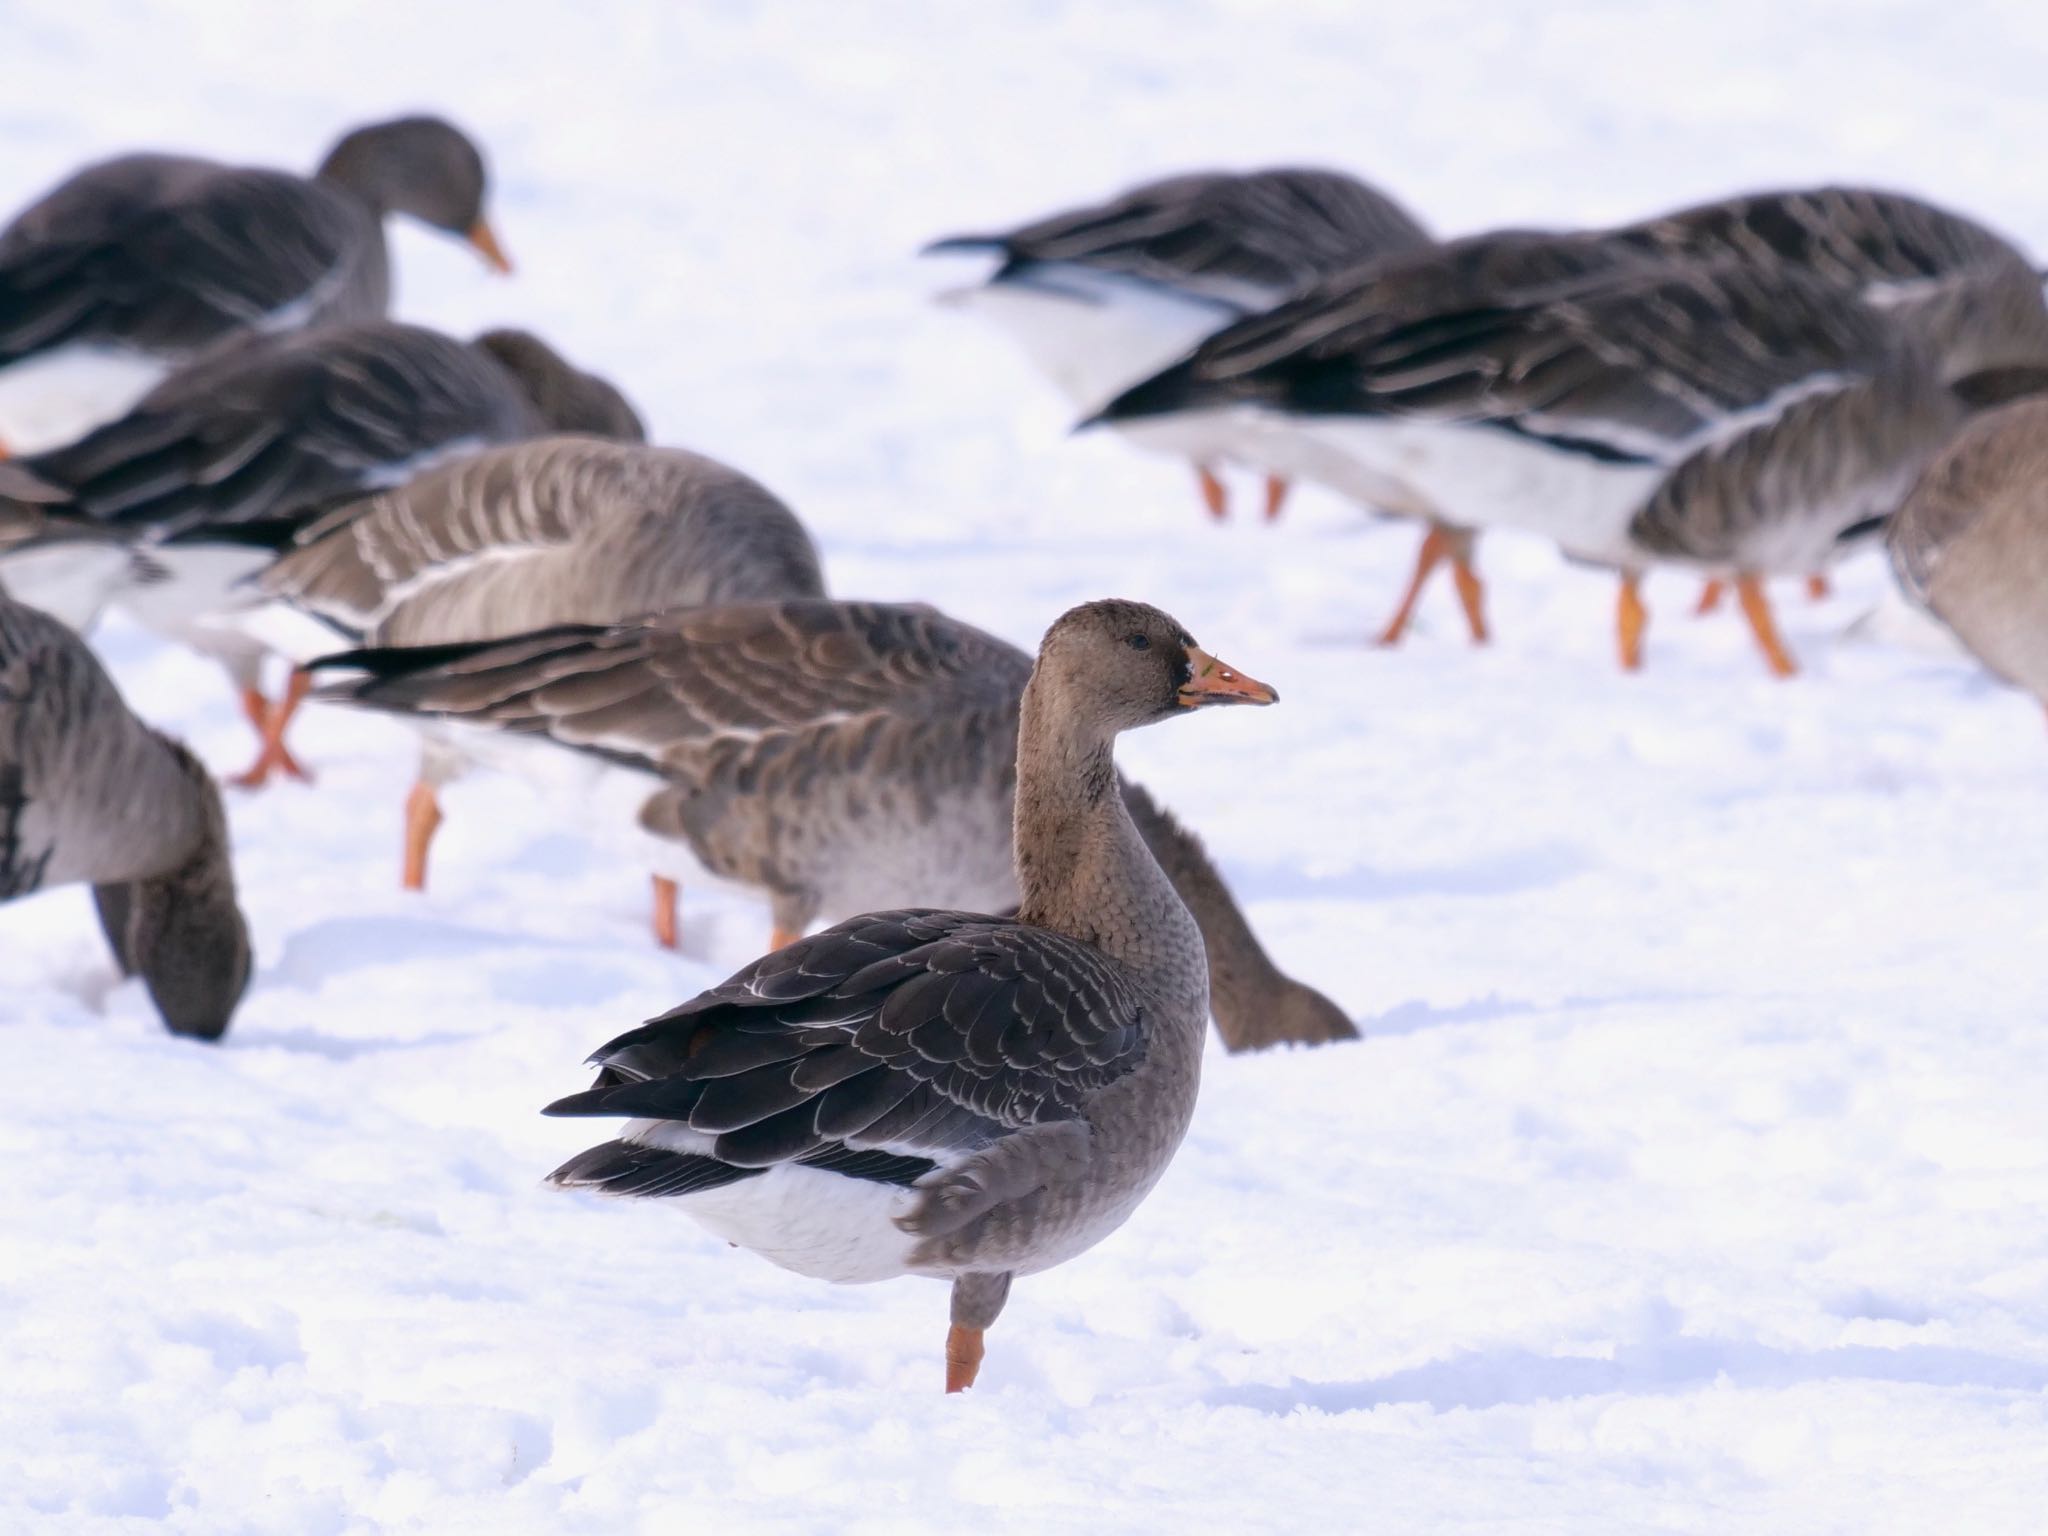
[4,2,2047,1531]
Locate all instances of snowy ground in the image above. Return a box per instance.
[6,2,2048,1531]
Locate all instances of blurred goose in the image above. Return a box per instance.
[0,593,250,1038]
[0,321,642,783]
[310,598,1354,1052]
[247,436,825,933]
[0,115,511,455]
[1888,396,2048,712]
[928,167,1431,520]
[543,598,1279,1392]
[1094,186,2048,655]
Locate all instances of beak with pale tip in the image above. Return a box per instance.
[1177,646,1279,708]
[466,219,514,275]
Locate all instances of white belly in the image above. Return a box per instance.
[947,265,1244,413]
[0,540,135,631]
[625,1120,924,1284]
[1302,416,1661,561]
[0,346,167,455]
[409,717,713,887]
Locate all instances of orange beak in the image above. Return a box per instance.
[466,219,514,275]
[1177,646,1279,707]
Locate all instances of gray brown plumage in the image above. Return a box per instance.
[542,598,1279,1392]
[929,166,1432,307]
[310,598,1354,1052]
[1095,187,2048,672]
[0,320,642,782]
[0,594,249,1038]
[929,167,1434,522]
[253,436,825,894]
[0,116,509,440]
[0,321,643,551]
[258,437,822,646]
[1887,396,2048,705]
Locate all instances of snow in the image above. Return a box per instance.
[6,1,2048,1531]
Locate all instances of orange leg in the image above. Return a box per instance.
[651,875,681,950]
[1195,463,1228,521]
[1695,579,1726,616]
[1806,573,1831,601]
[1376,524,1452,647]
[1617,572,1648,672]
[401,780,444,892]
[945,1325,985,1394]
[227,673,313,788]
[769,925,803,952]
[1446,529,1489,645]
[1262,474,1291,522]
[1736,572,1798,678]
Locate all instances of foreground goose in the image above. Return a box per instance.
[248,436,826,926]
[0,116,510,455]
[1888,396,2048,713]
[928,167,1431,521]
[0,322,642,782]
[309,598,1354,1052]
[1093,186,2048,657]
[0,594,250,1038]
[544,598,1278,1391]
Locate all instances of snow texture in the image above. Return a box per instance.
[4,2,2048,1532]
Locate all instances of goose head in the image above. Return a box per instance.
[472,329,647,442]
[318,115,512,275]
[91,742,251,1041]
[1030,598,1277,741]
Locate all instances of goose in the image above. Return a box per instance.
[244,436,826,935]
[1092,186,2048,655]
[927,167,1431,521]
[0,593,250,1038]
[1887,395,2048,713]
[0,321,643,783]
[308,598,1354,1052]
[0,115,511,456]
[543,598,1279,1391]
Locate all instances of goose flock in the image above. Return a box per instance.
[5,117,2048,1394]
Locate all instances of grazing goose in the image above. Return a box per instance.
[248,436,826,930]
[1094,186,2048,656]
[1887,396,2048,713]
[309,598,1354,1052]
[928,167,1431,521]
[0,321,642,783]
[543,598,1279,1392]
[0,115,510,456]
[0,593,250,1038]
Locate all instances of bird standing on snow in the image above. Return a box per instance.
[0,322,643,785]
[309,597,1354,1051]
[1092,186,2048,662]
[252,436,825,921]
[927,167,1431,522]
[544,599,1280,1391]
[0,115,512,456]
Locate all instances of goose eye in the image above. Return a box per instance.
[1125,633,1150,651]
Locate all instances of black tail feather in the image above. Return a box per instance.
[921,233,1006,258]
[548,1139,762,1199]
[1082,360,1213,429]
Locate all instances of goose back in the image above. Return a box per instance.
[266,439,825,644]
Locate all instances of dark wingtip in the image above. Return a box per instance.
[1082,364,1203,430]
[921,233,1004,258]
[541,1087,613,1118]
